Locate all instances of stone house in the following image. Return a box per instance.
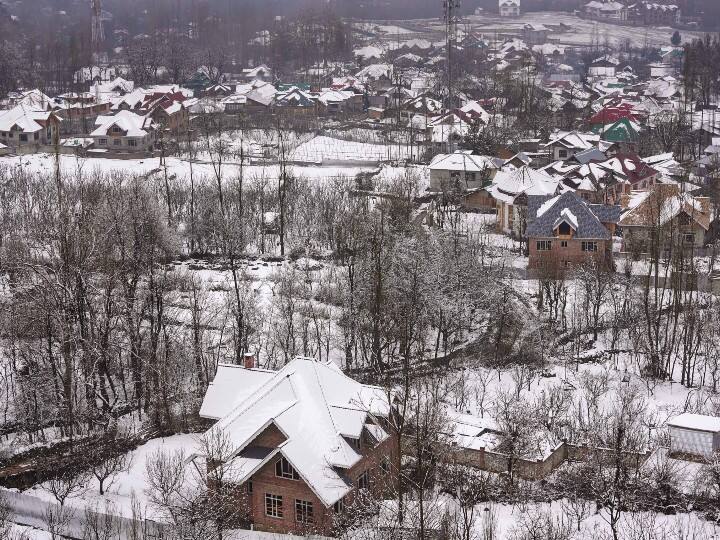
[526,191,622,274]
[197,357,397,536]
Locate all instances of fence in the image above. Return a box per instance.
[2,488,166,540]
[439,440,651,481]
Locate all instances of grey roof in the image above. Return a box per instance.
[526,191,619,240]
[573,148,606,164]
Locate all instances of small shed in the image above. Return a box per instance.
[667,413,720,457]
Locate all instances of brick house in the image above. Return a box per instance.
[526,191,622,274]
[597,153,660,202]
[198,357,397,536]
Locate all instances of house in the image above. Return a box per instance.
[588,55,620,78]
[526,191,622,273]
[585,1,628,20]
[0,105,62,148]
[488,166,559,236]
[197,356,396,536]
[543,131,600,161]
[90,110,156,152]
[628,2,681,25]
[428,152,499,192]
[273,87,317,116]
[618,184,712,255]
[52,96,112,135]
[499,0,520,16]
[598,153,659,201]
[667,413,720,458]
[243,64,273,82]
[522,24,549,45]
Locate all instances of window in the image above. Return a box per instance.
[295,499,314,523]
[558,149,568,158]
[128,139,137,147]
[333,498,345,513]
[8,132,13,138]
[561,240,568,248]
[357,470,369,490]
[536,240,552,251]
[466,172,477,182]
[34,132,39,140]
[557,222,572,236]
[113,138,121,146]
[581,241,598,252]
[275,456,300,480]
[380,458,390,475]
[99,138,107,145]
[346,437,360,451]
[247,481,253,493]
[684,233,695,244]
[19,134,27,142]
[265,493,283,518]
[678,214,691,226]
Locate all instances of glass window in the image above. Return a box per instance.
[333,498,345,513]
[536,240,552,251]
[275,456,300,480]
[295,499,314,523]
[265,493,283,518]
[581,241,598,252]
[357,470,369,490]
[561,241,568,248]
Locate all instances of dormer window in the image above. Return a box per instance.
[275,456,299,480]
[557,222,572,236]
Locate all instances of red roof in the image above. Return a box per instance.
[590,104,638,125]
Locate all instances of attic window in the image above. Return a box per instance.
[275,456,300,480]
[557,222,572,236]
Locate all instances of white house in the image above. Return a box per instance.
[0,105,62,147]
[667,413,720,457]
[428,151,499,191]
[499,0,521,16]
[90,110,156,152]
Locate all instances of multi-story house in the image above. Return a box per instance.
[618,184,712,256]
[90,110,156,153]
[0,105,62,148]
[499,0,521,16]
[526,191,622,274]
[198,356,397,536]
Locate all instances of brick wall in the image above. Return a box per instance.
[528,237,612,274]
[235,425,397,537]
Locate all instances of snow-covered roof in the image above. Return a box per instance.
[489,166,558,204]
[201,357,392,507]
[0,105,58,133]
[667,413,720,433]
[91,110,154,137]
[429,152,497,173]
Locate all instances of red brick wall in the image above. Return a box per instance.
[528,237,612,272]
[234,426,398,536]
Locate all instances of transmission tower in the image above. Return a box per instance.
[91,0,105,58]
[443,0,460,151]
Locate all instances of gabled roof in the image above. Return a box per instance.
[667,413,720,434]
[544,130,599,151]
[489,166,558,204]
[275,87,315,107]
[429,152,497,173]
[0,105,59,133]
[527,191,620,239]
[619,185,711,230]
[91,110,154,137]
[201,357,391,507]
[598,153,658,184]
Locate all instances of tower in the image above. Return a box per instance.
[443,0,460,151]
[91,0,105,57]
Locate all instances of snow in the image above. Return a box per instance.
[554,207,578,230]
[667,413,720,433]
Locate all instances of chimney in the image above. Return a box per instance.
[243,352,256,369]
[619,193,630,209]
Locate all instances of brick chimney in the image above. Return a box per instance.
[243,352,256,369]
